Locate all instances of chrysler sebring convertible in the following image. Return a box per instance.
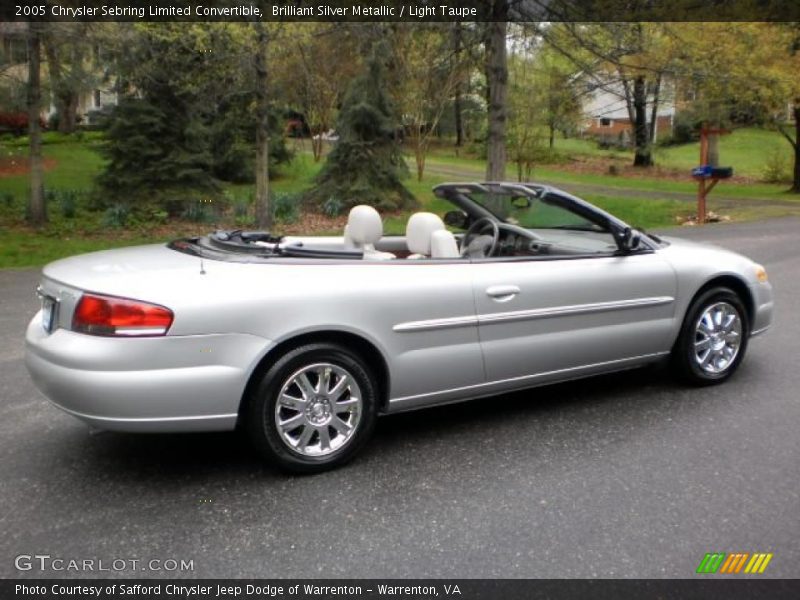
[25,182,773,472]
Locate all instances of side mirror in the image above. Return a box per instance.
[616,226,642,253]
[443,210,468,229]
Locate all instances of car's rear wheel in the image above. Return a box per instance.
[245,343,378,473]
[672,287,749,385]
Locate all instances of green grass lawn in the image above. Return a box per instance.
[655,128,792,178]
[0,137,106,201]
[0,231,159,269]
[424,146,800,202]
[548,127,794,180]
[2,130,798,268]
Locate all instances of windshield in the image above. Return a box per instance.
[467,191,604,231]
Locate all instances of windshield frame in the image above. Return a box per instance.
[433,182,659,252]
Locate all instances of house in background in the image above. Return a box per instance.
[580,78,676,147]
[0,22,118,130]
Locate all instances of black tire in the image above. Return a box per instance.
[672,287,750,386]
[245,343,378,473]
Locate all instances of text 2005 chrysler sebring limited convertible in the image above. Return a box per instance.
[26,183,773,472]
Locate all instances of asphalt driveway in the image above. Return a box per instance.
[1,218,798,579]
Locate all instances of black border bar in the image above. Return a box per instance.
[4,579,800,600]
[3,0,800,22]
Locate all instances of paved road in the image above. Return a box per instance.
[1,218,799,579]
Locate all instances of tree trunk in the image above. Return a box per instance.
[311,128,323,162]
[54,92,79,133]
[454,91,463,149]
[549,123,555,149]
[27,22,46,226]
[452,23,464,149]
[416,145,425,182]
[791,103,800,193]
[484,1,508,181]
[632,75,652,167]
[43,35,80,134]
[648,74,661,144]
[253,22,272,229]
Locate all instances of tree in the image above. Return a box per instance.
[305,41,415,213]
[276,24,361,162]
[753,24,800,192]
[506,49,542,181]
[26,21,46,226]
[98,25,220,207]
[42,23,100,133]
[484,0,510,180]
[537,46,581,149]
[544,22,676,167]
[452,23,466,149]
[671,23,800,190]
[98,23,290,209]
[395,25,468,180]
[253,21,271,228]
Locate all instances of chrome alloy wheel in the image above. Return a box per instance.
[693,301,743,374]
[274,363,362,457]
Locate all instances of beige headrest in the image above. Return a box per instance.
[406,212,445,256]
[346,205,383,246]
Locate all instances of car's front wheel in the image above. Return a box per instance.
[245,343,378,473]
[672,287,750,385]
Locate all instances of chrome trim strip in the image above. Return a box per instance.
[393,296,674,332]
[393,315,478,332]
[750,325,770,338]
[478,296,674,325]
[388,351,670,407]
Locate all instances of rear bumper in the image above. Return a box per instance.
[25,311,270,432]
[749,281,774,338]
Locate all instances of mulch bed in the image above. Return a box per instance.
[0,156,58,177]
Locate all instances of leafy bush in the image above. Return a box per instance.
[6,130,104,148]
[223,190,252,220]
[659,112,701,147]
[44,189,87,219]
[182,200,215,223]
[57,190,79,219]
[149,209,169,224]
[272,192,300,223]
[322,195,344,217]
[102,204,130,228]
[1,191,14,207]
[761,149,790,183]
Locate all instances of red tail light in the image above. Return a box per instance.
[72,293,173,336]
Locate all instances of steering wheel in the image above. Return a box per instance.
[460,217,500,258]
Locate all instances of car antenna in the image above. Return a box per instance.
[199,258,206,275]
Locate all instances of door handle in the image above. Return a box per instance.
[486,285,521,302]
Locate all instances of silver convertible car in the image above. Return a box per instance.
[25,182,773,472]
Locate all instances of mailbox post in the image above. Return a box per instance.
[692,125,733,224]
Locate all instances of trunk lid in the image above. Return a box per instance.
[38,244,220,334]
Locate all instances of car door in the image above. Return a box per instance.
[355,260,484,411]
[472,250,677,386]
